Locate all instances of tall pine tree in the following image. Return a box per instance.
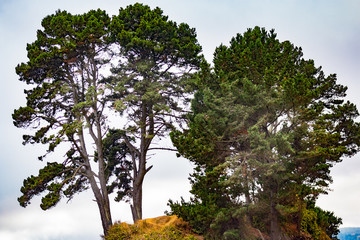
[13,9,114,235]
[105,3,202,222]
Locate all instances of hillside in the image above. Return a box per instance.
[105,215,203,240]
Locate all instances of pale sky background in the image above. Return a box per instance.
[0,0,359,239]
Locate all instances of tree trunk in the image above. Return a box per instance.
[95,119,113,234]
[269,188,290,240]
[89,174,112,236]
[90,72,113,235]
[131,150,146,222]
[270,195,281,240]
[78,122,113,236]
[131,182,143,222]
[130,103,147,222]
[243,163,252,224]
[129,102,155,222]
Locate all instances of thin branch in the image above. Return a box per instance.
[62,163,87,183]
[147,147,178,152]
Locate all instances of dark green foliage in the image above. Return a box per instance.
[102,129,133,202]
[13,8,111,157]
[111,3,202,68]
[168,166,229,235]
[298,203,342,240]
[307,202,342,239]
[169,27,360,239]
[18,161,87,210]
[108,3,202,125]
[108,3,202,120]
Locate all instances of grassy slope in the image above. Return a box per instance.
[105,215,203,240]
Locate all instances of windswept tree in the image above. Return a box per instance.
[105,3,202,222]
[13,9,114,235]
[170,27,359,239]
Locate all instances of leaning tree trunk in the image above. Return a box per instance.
[78,106,113,236]
[78,131,113,235]
[94,112,113,235]
[88,174,113,235]
[94,148,113,236]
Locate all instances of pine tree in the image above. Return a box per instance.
[105,3,202,222]
[170,27,360,239]
[13,9,114,235]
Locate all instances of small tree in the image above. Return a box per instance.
[105,3,202,222]
[13,9,114,235]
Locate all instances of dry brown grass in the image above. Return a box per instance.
[105,215,203,240]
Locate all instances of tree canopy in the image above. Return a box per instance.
[105,3,202,222]
[169,26,359,239]
[13,8,115,235]
[13,3,202,235]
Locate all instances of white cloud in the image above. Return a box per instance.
[317,156,360,227]
[0,193,102,240]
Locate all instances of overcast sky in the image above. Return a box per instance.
[1,0,360,239]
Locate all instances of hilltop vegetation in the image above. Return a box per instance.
[105,215,202,240]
